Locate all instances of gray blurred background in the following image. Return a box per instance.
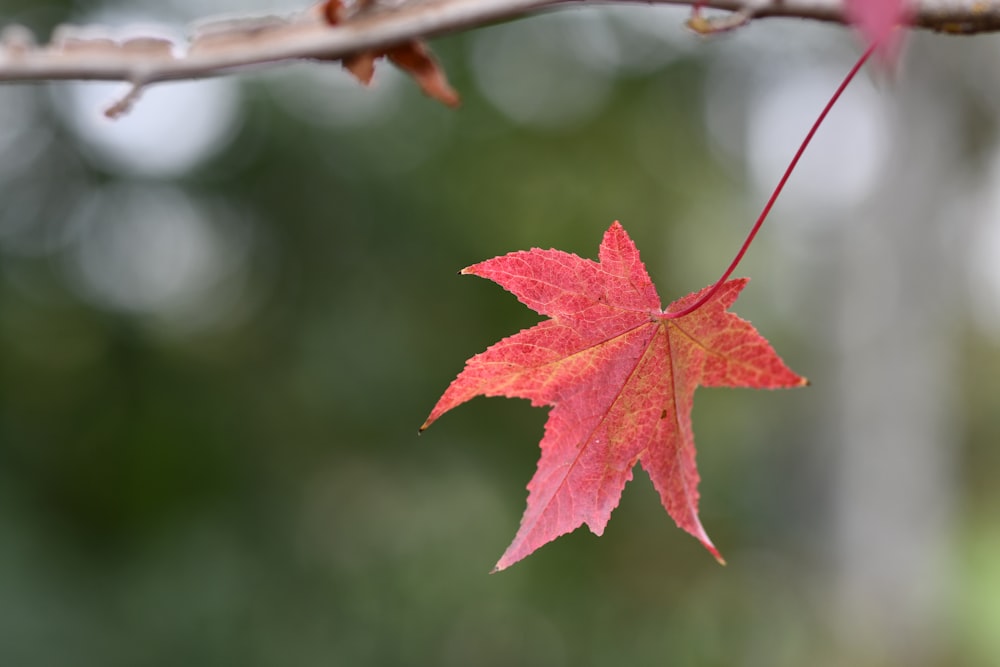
[2,1,1000,665]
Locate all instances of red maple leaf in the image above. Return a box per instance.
[421,222,807,571]
[845,0,911,62]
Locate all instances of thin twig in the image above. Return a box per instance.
[1,0,997,87]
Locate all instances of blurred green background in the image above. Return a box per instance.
[3,1,1000,665]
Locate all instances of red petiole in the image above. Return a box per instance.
[663,44,876,320]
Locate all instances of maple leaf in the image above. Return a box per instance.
[845,0,911,63]
[421,222,807,571]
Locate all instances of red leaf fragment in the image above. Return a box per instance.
[384,41,460,108]
[317,0,460,107]
[422,222,807,571]
[343,52,377,85]
[845,0,910,63]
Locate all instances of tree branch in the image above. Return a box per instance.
[1,0,996,106]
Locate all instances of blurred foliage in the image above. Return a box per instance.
[2,2,1000,666]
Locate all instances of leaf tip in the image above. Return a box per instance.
[694,526,726,564]
[491,554,515,573]
[492,554,513,573]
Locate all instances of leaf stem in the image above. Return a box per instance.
[663,44,876,319]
